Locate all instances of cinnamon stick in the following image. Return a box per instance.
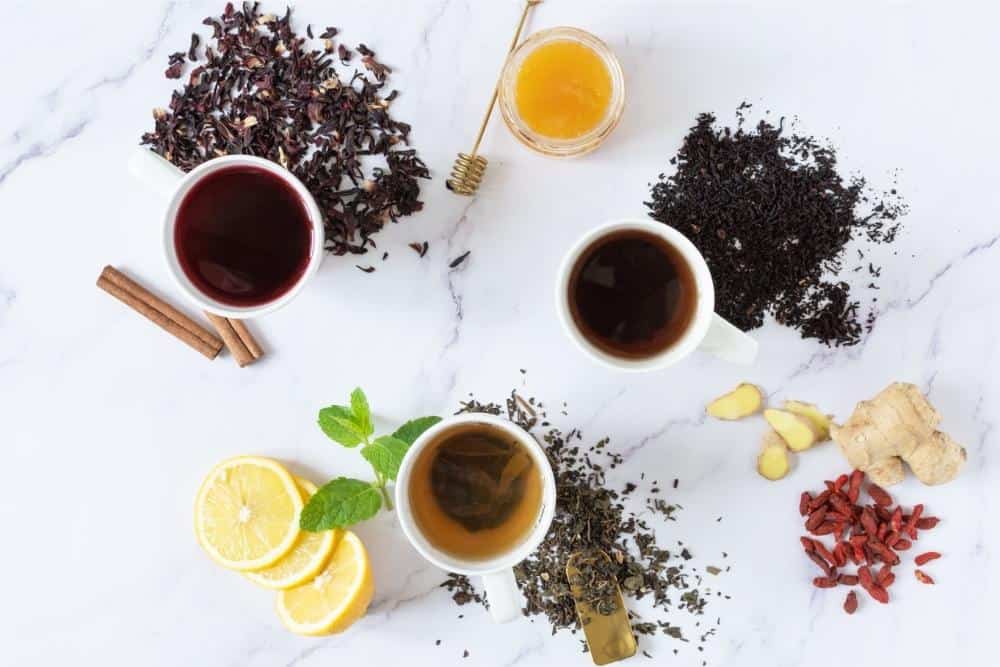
[228,319,263,360]
[204,312,263,367]
[96,265,223,359]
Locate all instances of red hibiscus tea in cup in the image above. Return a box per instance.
[174,165,313,307]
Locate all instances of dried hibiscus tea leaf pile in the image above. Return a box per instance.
[142,2,429,257]
[799,470,942,613]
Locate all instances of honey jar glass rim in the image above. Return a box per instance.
[499,26,626,158]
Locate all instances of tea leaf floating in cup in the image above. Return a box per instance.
[411,422,544,559]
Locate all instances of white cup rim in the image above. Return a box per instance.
[162,155,325,319]
[394,413,557,576]
[555,219,716,372]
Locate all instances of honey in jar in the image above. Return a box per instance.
[514,39,613,140]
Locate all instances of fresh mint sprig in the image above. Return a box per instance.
[302,388,440,532]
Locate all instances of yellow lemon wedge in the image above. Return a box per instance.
[276,531,374,636]
[194,456,303,572]
[244,478,341,590]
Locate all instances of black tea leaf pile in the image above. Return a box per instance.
[646,104,906,347]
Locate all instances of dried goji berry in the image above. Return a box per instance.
[876,564,892,585]
[838,574,859,586]
[874,504,892,522]
[885,531,900,548]
[813,576,838,588]
[800,536,815,553]
[893,538,912,551]
[799,492,812,516]
[860,579,889,603]
[808,552,833,576]
[903,504,924,539]
[869,541,900,565]
[832,543,848,567]
[806,507,828,531]
[890,506,903,532]
[877,523,889,541]
[915,551,941,566]
[860,508,879,536]
[916,517,940,530]
[834,473,848,491]
[847,470,864,503]
[809,490,832,511]
[812,522,836,536]
[914,569,935,585]
[812,540,836,567]
[868,483,893,507]
[843,590,858,614]
[858,566,874,588]
[829,494,853,515]
[851,544,865,564]
[881,572,895,587]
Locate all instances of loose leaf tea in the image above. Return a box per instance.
[646,104,906,346]
[142,2,429,257]
[443,387,725,658]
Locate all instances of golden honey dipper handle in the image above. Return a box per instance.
[446,0,542,196]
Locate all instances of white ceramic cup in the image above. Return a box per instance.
[556,219,758,369]
[394,413,557,623]
[128,148,326,319]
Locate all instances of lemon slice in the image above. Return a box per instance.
[276,531,374,636]
[194,456,303,571]
[244,478,341,590]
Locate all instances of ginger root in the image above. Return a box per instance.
[764,409,820,452]
[831,382,966,486]
[707,383,764,420]
[782,401,833,440]
[757,430,790,480]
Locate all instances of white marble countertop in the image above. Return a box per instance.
[2,1,998,665]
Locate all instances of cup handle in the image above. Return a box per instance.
[128,147,184,200]
[482,568,523,623]
[698,314,758,365]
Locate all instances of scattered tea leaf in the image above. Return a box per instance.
[449,251,471,269]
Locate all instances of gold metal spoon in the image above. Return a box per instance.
[566,549,637,665]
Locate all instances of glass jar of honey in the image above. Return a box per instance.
[499,27,625,158]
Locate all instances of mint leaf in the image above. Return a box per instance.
[300,477,382,531]
[350,387,373,438]
[361,435,410,480]
[317,405,365,447]
[392,416,442,445]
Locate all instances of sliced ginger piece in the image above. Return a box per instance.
[706,383,764,420]
[757,430,790,480]
[782,401,832,440]
[764,408,820,452]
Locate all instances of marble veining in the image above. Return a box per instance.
[1,2,998,666]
